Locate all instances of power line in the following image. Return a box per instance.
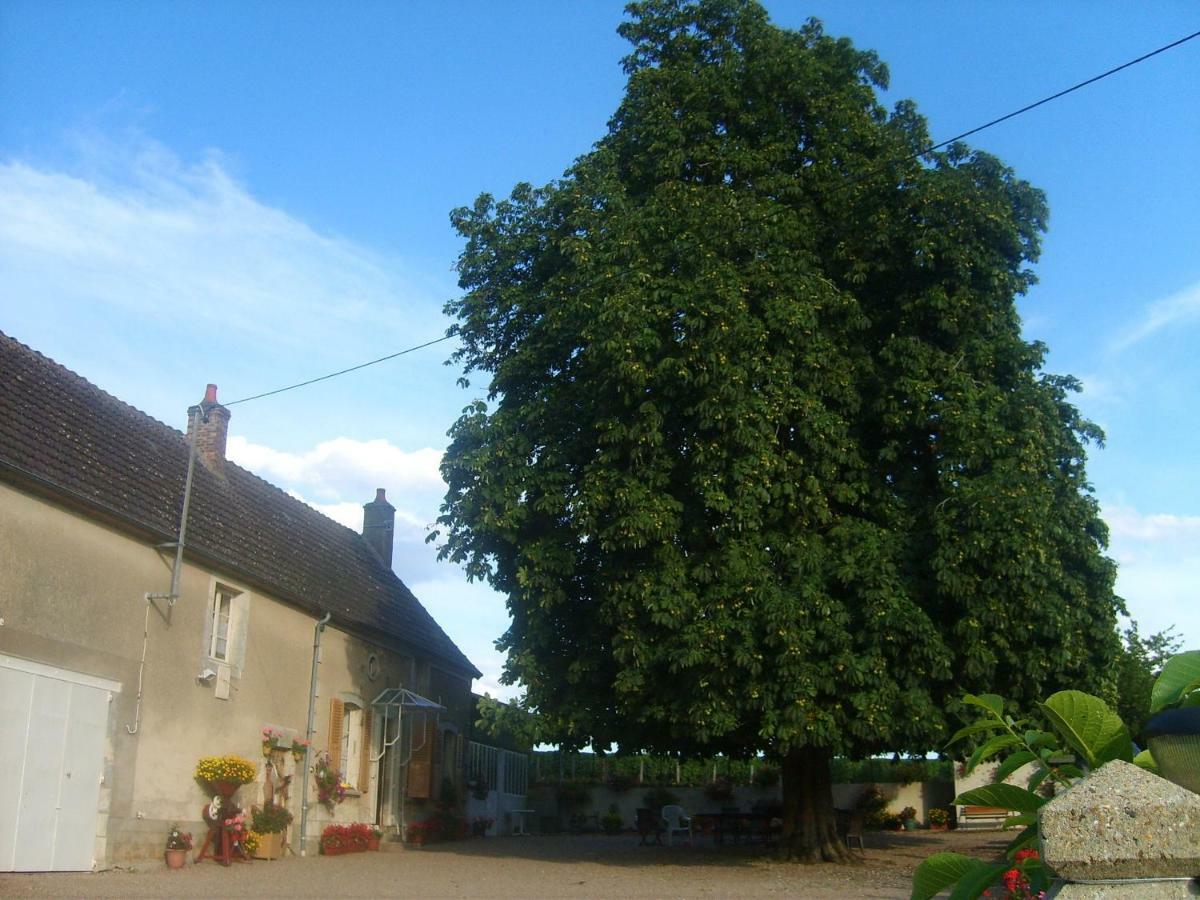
[222,28,1199,409]
[913,28,1200,159]
[224,333,454,406]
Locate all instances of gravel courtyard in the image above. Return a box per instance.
[1,829,1010,899]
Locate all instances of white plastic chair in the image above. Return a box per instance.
[661,804,692,846]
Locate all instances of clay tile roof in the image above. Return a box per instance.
[0,330,479,678]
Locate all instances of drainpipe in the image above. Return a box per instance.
[298,610,331,856]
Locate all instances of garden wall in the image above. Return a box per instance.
[521,779,954,835]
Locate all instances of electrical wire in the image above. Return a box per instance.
[220,28,1199,410]
[911,28,1200,160]
[223,333,454,406]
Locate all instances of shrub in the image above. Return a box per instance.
[601,804,622,834]
[928,807,950,827]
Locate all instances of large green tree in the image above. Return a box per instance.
[437,0,1120,860]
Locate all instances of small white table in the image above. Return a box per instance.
[510,809,535,836]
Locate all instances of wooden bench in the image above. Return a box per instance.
[959,806,1012,830]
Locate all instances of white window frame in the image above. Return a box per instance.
[204,578,250,677]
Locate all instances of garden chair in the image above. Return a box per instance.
[661,804,692,846]
[836,808,865,853]
[636,807,664,845]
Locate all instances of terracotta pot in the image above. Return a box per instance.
[367,835,381,851]
[211,780,241,798]
[165,848,189,869]
[321,843,344,856]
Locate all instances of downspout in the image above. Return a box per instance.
[298,611,332,856]
[126,405,202,735]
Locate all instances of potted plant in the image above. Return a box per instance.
[250,802,293,859]
[291,738,311,764]
[320,824,345,855]
[471,815,494,837]
[242,831,261,857]
[312,752,347,812]
[601,804,623,835]
[165,823,192,869]
[1143,650,1200,794]
[899,806,919,831]
[928,807,950,830]
[368,825,384,851]
[261,726,286,757]
[194,754,258,798]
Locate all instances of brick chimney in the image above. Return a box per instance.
[362,488,395,568]
[186,384,231,473]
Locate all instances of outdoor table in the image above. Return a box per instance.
[694,811,780,846]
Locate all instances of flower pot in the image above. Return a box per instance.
[903,819,918,831]
[367,835,381,851]
[165,848,189,869]
[252,831,284,860]
[1145,707,1200,795]
[211,780,242,798]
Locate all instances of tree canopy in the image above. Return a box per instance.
[437,0,1120,859]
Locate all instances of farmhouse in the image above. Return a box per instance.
[0,331,480,869]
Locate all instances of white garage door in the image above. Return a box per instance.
[0,654,119,872]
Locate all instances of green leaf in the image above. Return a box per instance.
[963,693,1005,718]
[948,861,1011,900]
[1132,749,1158,773]
[1040,690,1132,769]
[946,720,1005,747]
[911,853,989,900]
[967,733,1021,773]
[1005,823,1040,856]
[1004,812,1036,828]
[1150,651,1200,713]
[992,750,1036,784]
[954,783,1045,813]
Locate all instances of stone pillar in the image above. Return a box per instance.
[1040,759,1200,898]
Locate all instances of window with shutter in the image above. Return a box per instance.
[327,698,344,772]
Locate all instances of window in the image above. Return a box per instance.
[328,697,372,794]
[203,580,249,676]
[209,587,235,660]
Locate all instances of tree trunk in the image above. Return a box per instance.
[779,745,855,863]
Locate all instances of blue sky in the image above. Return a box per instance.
[2,2,1198,699]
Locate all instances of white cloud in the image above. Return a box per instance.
[228,433,453,585]
[228,435,443,505]
[1112,280,1200,351]
[1102,502,1200,647]
[0,130,446,358]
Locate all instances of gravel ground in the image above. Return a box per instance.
[0,829,1010,899]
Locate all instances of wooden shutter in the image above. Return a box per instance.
[357,709,372,793]
[407,717,435,799]
[328,698,345,771]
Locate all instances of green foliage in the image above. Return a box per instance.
[475,693,542,750]
[437,0,1120,849]
[250,802,293,834]
[601,805,623,834]
[918,652,1195,898]
[1112,622,1181,737]
[1150,650,1200,713]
